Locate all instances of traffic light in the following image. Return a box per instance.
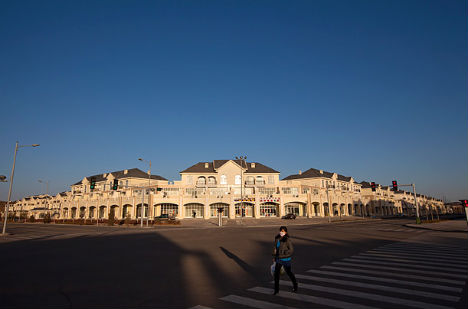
[90,178,96,191]
[392,180,398,191]
[112,179,118,190]
[460,200,468,208]
[371,182,376,191]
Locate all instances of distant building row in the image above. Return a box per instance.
[10,160,447,221]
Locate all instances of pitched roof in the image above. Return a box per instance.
[180,160,279,174]
[283,168,351,181]
[73,168,167,185]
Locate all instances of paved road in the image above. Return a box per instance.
[0,219,466,308]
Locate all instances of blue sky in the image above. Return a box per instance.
[0,0,466,201]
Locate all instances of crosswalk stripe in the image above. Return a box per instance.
[382,245,467,254]
[189,306,213,309]
[343,257,466,273]
[379,248,468,259]
[292,274,459,301]
[220,294,297,309]
[352,254,467,268]
[307,269,462,292]
[372,248,467,259]
[366,250,468,262]
[321,265,465,285]
[381,248,467,257]
[383,243,466,251]
[383,242,461,250]
[332,261,468,279]
[361,251,468,264]
[277,280,453,309]
[249,286,379,309]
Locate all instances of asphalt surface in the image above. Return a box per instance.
[0,219,466,309]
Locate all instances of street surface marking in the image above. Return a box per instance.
[220,294,297,309]
[305,269,462,292]
[382,245,467,254]
[359,251,466,265]
[352,254,467,268]
[364,251,468,263]
[293,274,459,301]
[332,261,468,279]
[189,306,213,309]
[249,286,379,309]
[379,247,468,256]
[342,257,466,273]
[371,248,467,259]
[383,243,466,250]
[277,280,453,309]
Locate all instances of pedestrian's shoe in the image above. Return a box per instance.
[292,284,298,293]
[273,290,279,295]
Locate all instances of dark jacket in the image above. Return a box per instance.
[272,234,294,259]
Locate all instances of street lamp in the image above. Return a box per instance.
[38,179,50,219]
[2,142,40,235]
[235,156,247,219]
[138,158,152,227]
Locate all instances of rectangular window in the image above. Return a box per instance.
[268,176,274,184]
[187,176,193,185]
[258,187,276,195]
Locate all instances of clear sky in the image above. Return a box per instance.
[1,0,466,202]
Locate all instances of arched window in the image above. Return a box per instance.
[246,176,255,185]
[208,176,216,186]
[197,177,206,186]
[220,175,227,185]
[235,175,241,185]
[256,176,264,185]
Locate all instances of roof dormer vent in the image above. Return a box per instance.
[319,170,323,174]
[299,170,302,175]
[124,169,128,175]
[251,162,255,168]
[204,163,209,168]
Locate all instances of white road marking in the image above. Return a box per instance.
[293,274,459,301]
[352,254,467,268]
[342,257,466,273]
[365,250,468,262]
[220,294,297,309]
[277,280,453,309]
[306,269,462,292]
[321,265,466,285]
[332,261,467,279]
[249,286,379,309]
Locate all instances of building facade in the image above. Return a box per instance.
[10,161,446,221]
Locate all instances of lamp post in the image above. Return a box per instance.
[2,142,40,235]
[38,179,49,219]
[235,156,247,221]
[138,158,151,227]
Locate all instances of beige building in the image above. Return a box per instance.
[10,161,446,221]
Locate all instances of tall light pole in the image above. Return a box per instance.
[2,142,40,235]
[235,156,247,219]
[138,158,151,227]
[38,179,50,218]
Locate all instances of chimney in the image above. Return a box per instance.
[299,170,302,175]
[251,162,255,168]
[204,163,209,168]
[319,170,323,174]
[124,169,128,175]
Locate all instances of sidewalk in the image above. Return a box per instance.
[405,219,468,233]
